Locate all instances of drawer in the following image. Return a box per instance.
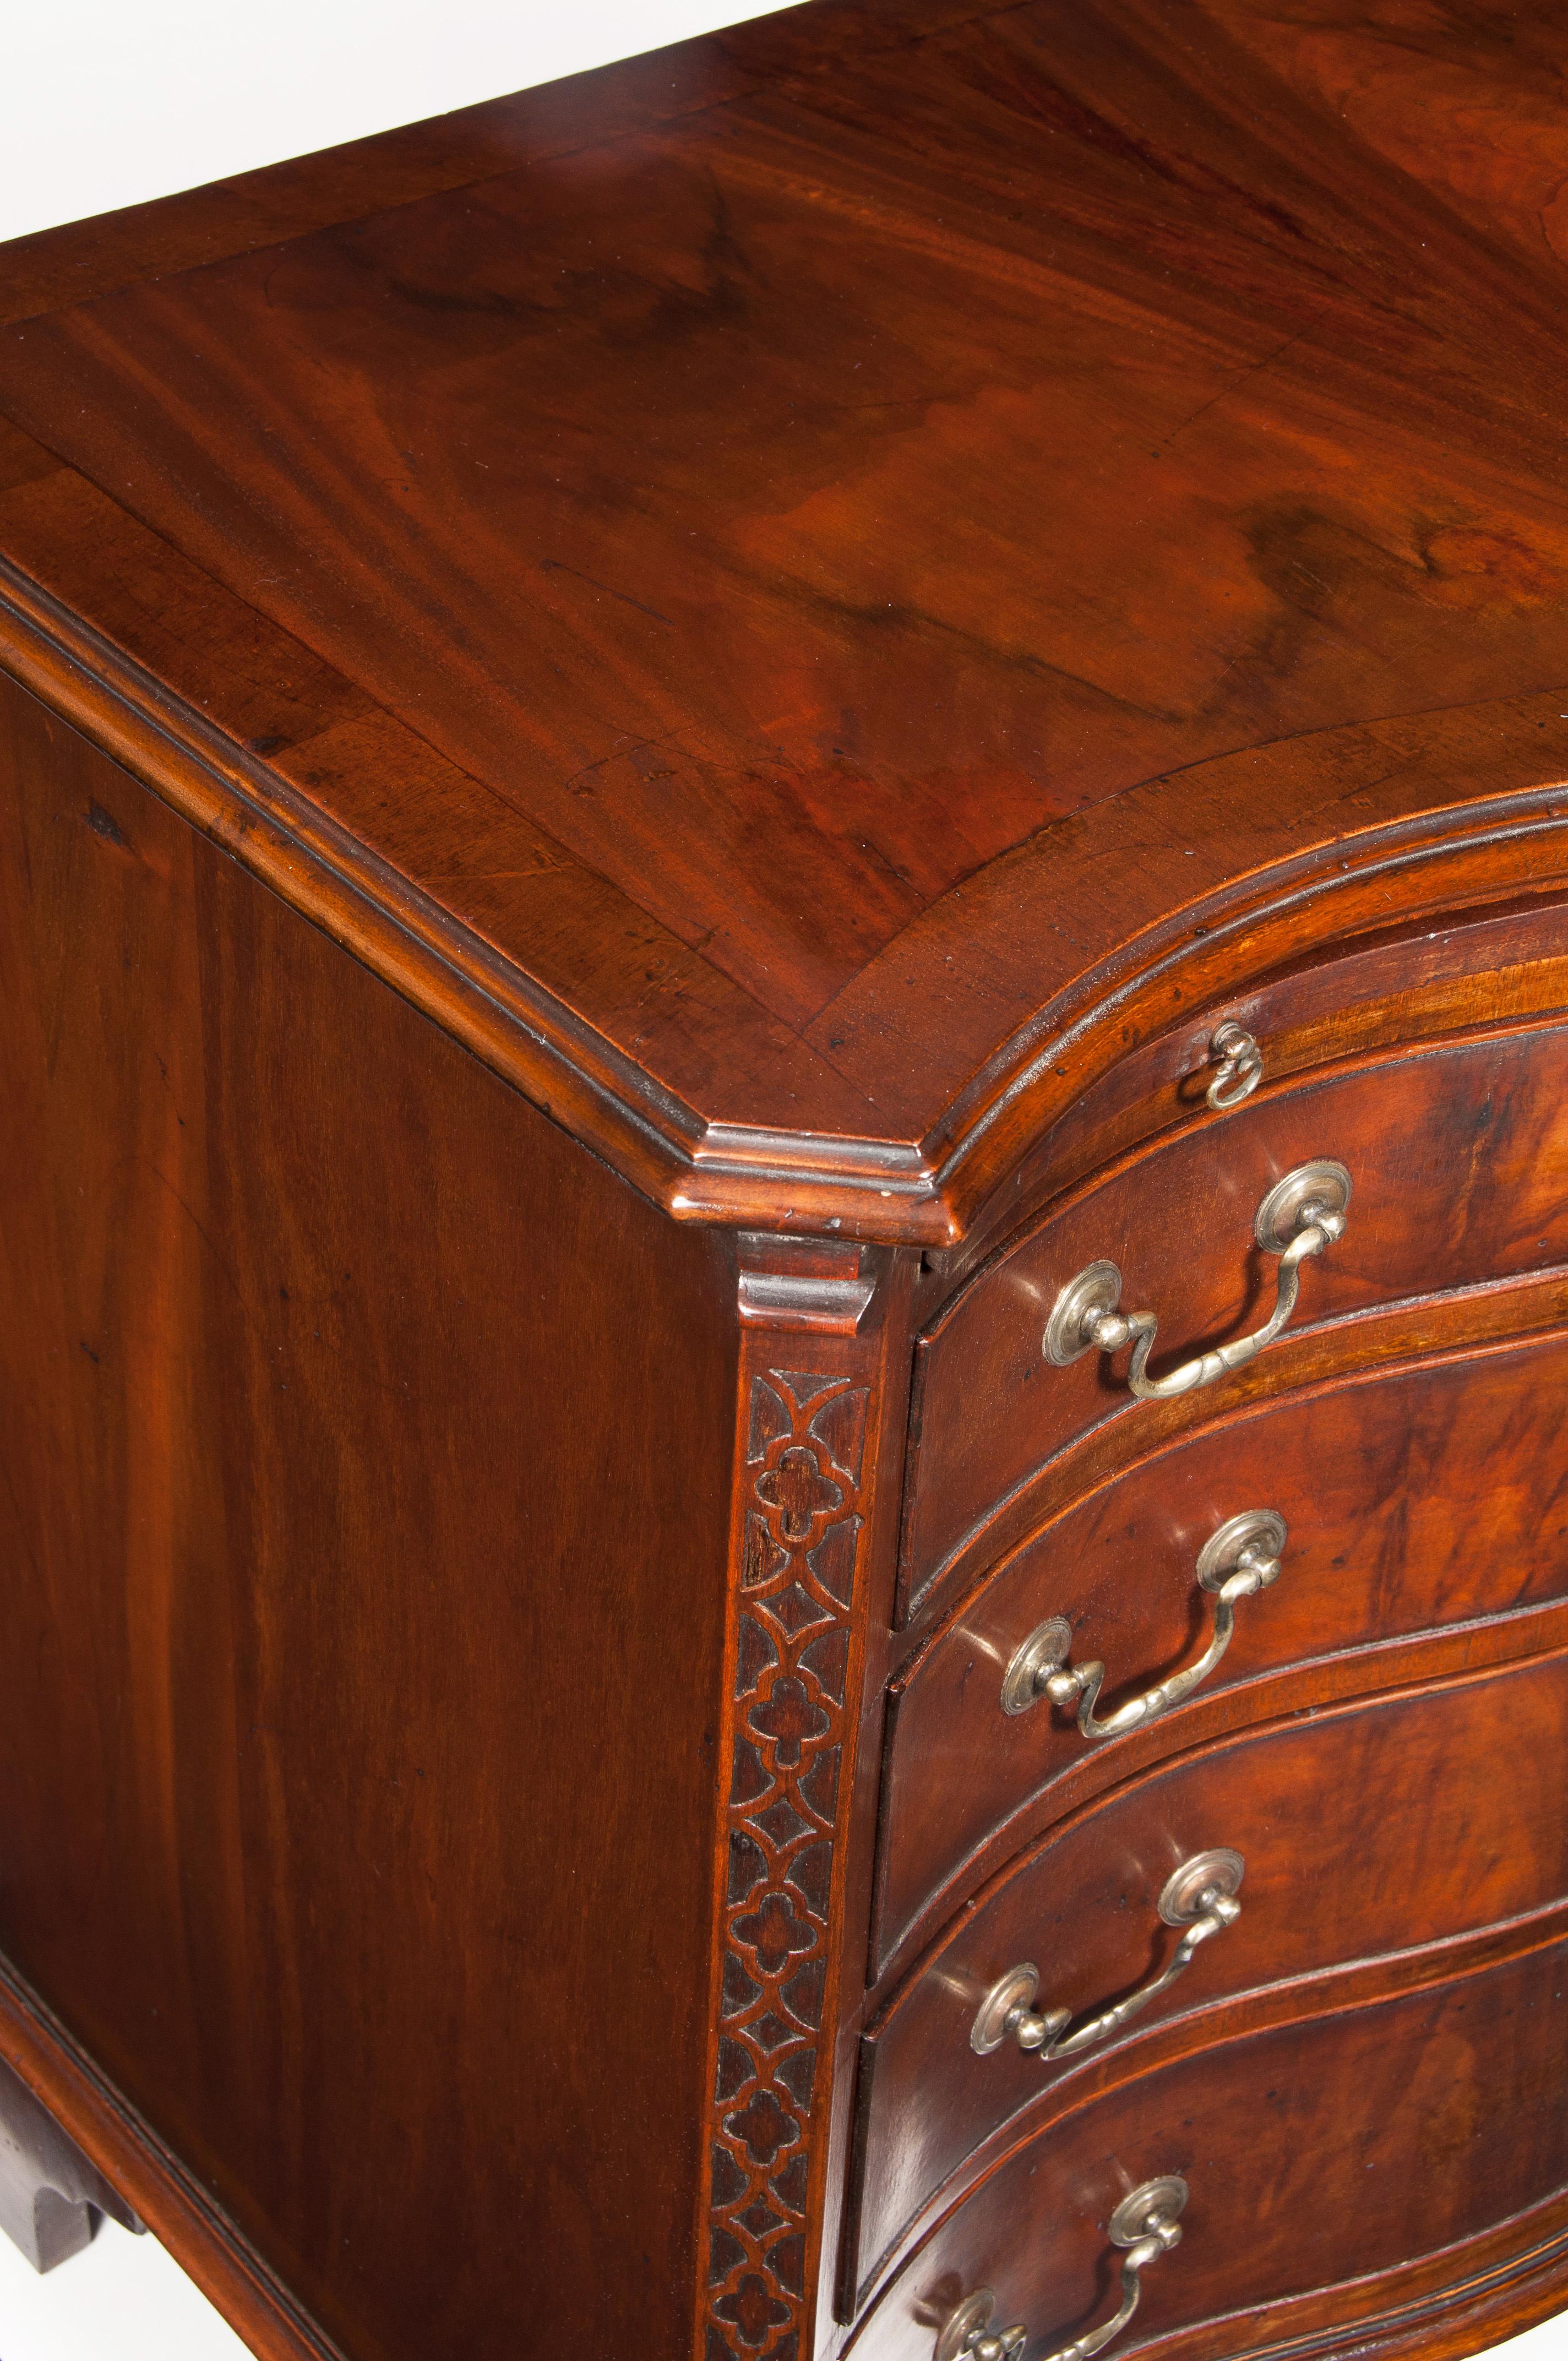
[846,1925,1568,2359]
[878,1328,1568,1956]
[851,1647,1568,2302]
[903,1023,1568,1611]
[955,899,1568,1279]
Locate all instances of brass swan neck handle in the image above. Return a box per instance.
[1001,1510,1287,1737]
[970,1851,1244,2065]
[1044,1160,1351,1402]
[935,2180,1190,2361]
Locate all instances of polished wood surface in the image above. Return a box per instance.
[6,2,1568,1235]
[853,1647,1568,2301]
[0,665,738,2361]
[849,1928,1568,2361]
[905,1024,1568,1604]
[880,1326,1568,1951]
[950,895,1568,1280]
[6,10,1568,2361]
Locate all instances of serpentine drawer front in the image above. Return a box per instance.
[876,1328,1568,1952]
[848,1932,1568,2361]
[851,1647,1568,2300]
[903,1026,1568,1614]
[6,12,1568,2361]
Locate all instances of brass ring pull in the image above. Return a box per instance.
[935,2179,1189,2361]
[1000,1509,1286,1734]
[1206,1021,1264,1109]
[1043,1159,1351,1400]
[969,1851,1244,2063]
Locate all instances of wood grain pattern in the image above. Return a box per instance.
[945,894,1568,1283]
[852,1647,1568,2303]
[9,9,1568,2361]
[879,1326,1568,1954]
[904,1023,1568,1603]
[848,1895,1568,2346]
[1125,2200,1568,2361]
[0,668,739,2361]
[895,1261,1568,1636]
[847,1927,1568,2361]
[12,679,1567,2361]
[8,3,1568,1231]
[0,1953,334,2361]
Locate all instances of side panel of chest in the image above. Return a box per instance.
[0,668,738,2361]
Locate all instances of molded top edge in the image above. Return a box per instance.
[4,0,1568,1236]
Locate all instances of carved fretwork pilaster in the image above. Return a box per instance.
[698,1239,884,2361]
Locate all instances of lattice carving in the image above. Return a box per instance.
[704,1367,869,2361]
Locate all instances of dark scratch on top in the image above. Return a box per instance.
[1152,330,1310,455]
[540,556,677,629]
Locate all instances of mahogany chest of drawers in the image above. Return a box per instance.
[4,6,1568,2361]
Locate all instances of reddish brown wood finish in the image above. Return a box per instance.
[946,894,1568,1283]
[879,1326,1568,1952]
[853,1649,1568,2303]
[890,1263,1568,1674]
[1128,2201,1568,2361]
[0,667,739,2361]
[0,1953,333,2361]
[699,1237,908,2361]
[904,1026,1568,1608]
[7,10,1568,2361]
[7,3,1568,1236]
[848,1929,1568,2361]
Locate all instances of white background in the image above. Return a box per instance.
[1,0,794,243]
[2,3,1565,2358]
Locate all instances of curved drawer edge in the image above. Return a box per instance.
[901,1268,1568,1629]
[843,1896,1568,2322]
[873,1594,1568,1984]
[1099,2195,1568,2361]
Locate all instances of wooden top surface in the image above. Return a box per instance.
[4,0,1568,1241]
